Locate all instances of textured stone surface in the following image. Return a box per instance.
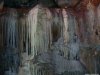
[0,0,100,75]
[55,0,80,7]
[76,2,100,74]
[18,5,53,75]
[17,5,86,75]
[0,8,20,75]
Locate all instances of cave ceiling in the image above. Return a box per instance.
[0,0,99,8]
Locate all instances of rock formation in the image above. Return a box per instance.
[0,0,100,75]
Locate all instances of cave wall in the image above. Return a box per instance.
[0,0,100,75]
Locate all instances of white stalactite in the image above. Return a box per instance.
[62,9,69,45]
[18,5,53,75]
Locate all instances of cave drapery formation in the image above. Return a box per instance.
[0,0,100,75]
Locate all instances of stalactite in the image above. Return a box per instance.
[27,5,38,57]
[62,9,69,45]
[51,9,63,43]
[85,1,96,44]
[49,8,84,74]
[50,8,68,58]
[1,2,97,74]
[97,4,100,24]
[76,16,86,44]
[67,12,80,59]
[0,8,20,75]
[18,12,32,75]
[18,5,53,75]
[95,4,100,44]
[18,15,26,53]
[0,6,87,75]
[61,9,71,58]
[3,9,18,48]
[34,6,52,53]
